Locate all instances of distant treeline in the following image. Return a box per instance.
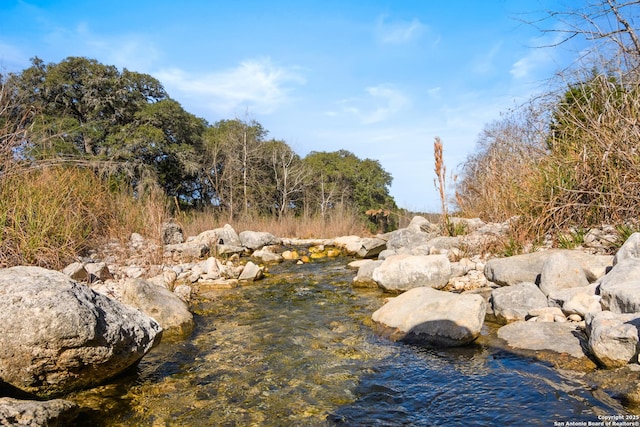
[1,56,397,229]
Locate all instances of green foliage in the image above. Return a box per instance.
[302,150,397,230]
[3,56,399,239]
[556,227,588,249]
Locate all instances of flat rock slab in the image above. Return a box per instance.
[497,321,596,370]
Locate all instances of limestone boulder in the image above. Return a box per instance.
[538,252,589,296]
[547,283,599,309]
[0,266,162,397]
[238,261,264,282]
[352,260,384,288]
[614,232,640,265]
[191,224,241,247]
[485,250,611,287]
[252,245,284,263]
[586,311,640,369]
[0,397,79,427]
[484,251,550,286]
[490,282,548,324]
[598,257,640,290]
[598,258,640,313]
[372,254,451,292]
[383,228,435,251]
[371,287,486,347]
[121,278,194,337]
[161,220,184,245]
[600,280,640,314]
[497,321,589,362]
[562,293,602,318]
[239,230,280,250]
[406,215,440,233]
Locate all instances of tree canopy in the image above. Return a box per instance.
[3,56,397,228]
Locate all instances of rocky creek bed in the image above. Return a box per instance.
[2,216,640,425]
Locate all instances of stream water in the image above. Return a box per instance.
[70,257,634,426]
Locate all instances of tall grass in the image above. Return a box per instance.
[178,204,371,240]
[0,165,170,269]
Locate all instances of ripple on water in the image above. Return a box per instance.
[67,258,631,426]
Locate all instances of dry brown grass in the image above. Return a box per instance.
[433,137,449,231]
[0,164,171,269]
[178,205,371,240]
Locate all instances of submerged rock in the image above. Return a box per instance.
[121,278,194,337]
[0,397,79,427]
[497,321,595,370]
[371,287,486,347]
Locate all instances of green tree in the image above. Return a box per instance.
[302,150,396,227]
[10,56,207,202]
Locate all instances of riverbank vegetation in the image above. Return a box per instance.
[0,57,401,268]
[1,0,637,268]
[455,0,640,251]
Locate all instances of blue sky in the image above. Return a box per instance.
[1,0,580,212]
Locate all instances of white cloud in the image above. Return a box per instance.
[0,42,31,71]
[338,84,409,124]
[473,42,502,74]
[510,31,566,80]
[156,58,306,115]
[376,15,425,44]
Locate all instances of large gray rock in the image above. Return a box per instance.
[562,293,602,318]
[371,287,486,347]
[238,261,264,282]
[0,397,79,427]
[192,224,241,247]
[252,246,284,263]
[598,258,640,313]
[122,278,194,337]
[485,250,611,287]
[372,254,451,292]
[352,260,384,288]
[547,283,599,309]
[598,257,640,289]
[538,252,589,296]
[484,251,550,286]
[614,232,640,265]
[406,215,440,233]
[600,280,640,314]
[490,282,548,324]
[497,321,587,360]
[384,228,435,251]
[335,236,386,258]
[586,311,640,368]
[0,266,162,397]
[239,230,280,250]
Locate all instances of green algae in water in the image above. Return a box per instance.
[70,258,390,426]
[67,258,635,426]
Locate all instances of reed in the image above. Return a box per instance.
[433,137,449,233]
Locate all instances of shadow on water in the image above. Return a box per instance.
[67,257,631,426]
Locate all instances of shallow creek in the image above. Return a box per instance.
[70,257,634,426]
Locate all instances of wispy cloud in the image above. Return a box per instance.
[473,42,502,75]
[375,15,425,44]
[337,84,409,124]
[0,41,31,71]
[156,58,306,115]
[510,31,566,80]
